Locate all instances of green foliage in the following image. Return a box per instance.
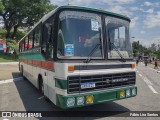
[133,49,138,57]
[14,30,26,41]
[144,49,152,56]
[0,0,4,12]
[0,28,25,41]
[0,28,7,39]
[0,0,57,38]
[154,50,160,59]
[7,40,19,52]
[132,41,153,57]
[0,53,18,62]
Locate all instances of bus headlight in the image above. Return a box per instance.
[86,95,94,104]
[132,88,136,96]
[126,89,131,97]
[67,98,75,107]
[77,96,84,105]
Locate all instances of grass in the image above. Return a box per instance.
[0,53,18,62]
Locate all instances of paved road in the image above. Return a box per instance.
[0,63,160,120]
[0,63,21,80]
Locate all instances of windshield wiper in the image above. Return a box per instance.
[83,43,101,63]
[108,31,126,62]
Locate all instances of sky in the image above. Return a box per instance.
[50,0,160,47]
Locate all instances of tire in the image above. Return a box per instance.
[39,76,50,102]
[39,77,44,94]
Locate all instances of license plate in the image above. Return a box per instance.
[80,82,95,89]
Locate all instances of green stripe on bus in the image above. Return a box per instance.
[56,86,137,109]
[55,78,67,90]
[19,52,45,60]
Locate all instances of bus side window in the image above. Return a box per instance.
[28,33,33,49]
[22,40,25,52]
[24,36,29,50]
[19,41,23,52]
[34,26,41,47]
[42,18,54,60]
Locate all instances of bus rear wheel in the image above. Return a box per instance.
[21,66,27,80]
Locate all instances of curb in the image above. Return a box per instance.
[0,62,18,65]
[0,77,23,85]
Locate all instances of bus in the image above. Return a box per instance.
[19,6,137,109]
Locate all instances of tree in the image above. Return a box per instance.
[0,28,25,41]
[154,50,160,59]
[0,0,57,39]
[132,41,139,57]
[132,41,153,57]
[0,0,4,12]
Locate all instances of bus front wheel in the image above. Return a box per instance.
[39,76,44,94]
[39,76,50,102]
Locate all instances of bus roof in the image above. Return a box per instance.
[58,6,130,21]
[19,6,131,43]
[42,6,131,22]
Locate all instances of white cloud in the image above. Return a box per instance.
[130,7,139,11]
[69,0,93,6]
[137,8,154,14]
[144,1,153,6]
[144,36,160,47]
[140,31,145,34]
[50,0,67,5]
[144,1,160,6]
[50,0,135,6]
[50,0,96,6]
[133,38,153,47]
[107,5,133,17]
[144,11,160,28]
[130,16,138,28]
[145,9,154,14]
[98,0,135,6]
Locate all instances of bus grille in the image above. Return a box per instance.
[67,72,136,94]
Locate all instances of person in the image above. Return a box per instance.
[144,59,147,66]
[78,32,100,56]
[154,59,158,69]
[84,33,99,47]
[136,59,139,66]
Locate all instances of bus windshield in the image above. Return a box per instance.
[57,10,103,59]
[106,16,133,59]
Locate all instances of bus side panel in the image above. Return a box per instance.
[28,65,37,87]
[40,68,49,97]
[23,53,28,80]
[27,51,34,85]
[39,65,56,105]
[32,64,41,88]
[47,70,56,104]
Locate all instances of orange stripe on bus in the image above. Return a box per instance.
[20,59,55,71]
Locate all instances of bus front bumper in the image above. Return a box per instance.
[56,86,137,109]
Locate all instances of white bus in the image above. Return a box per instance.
[19,6,137,109]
